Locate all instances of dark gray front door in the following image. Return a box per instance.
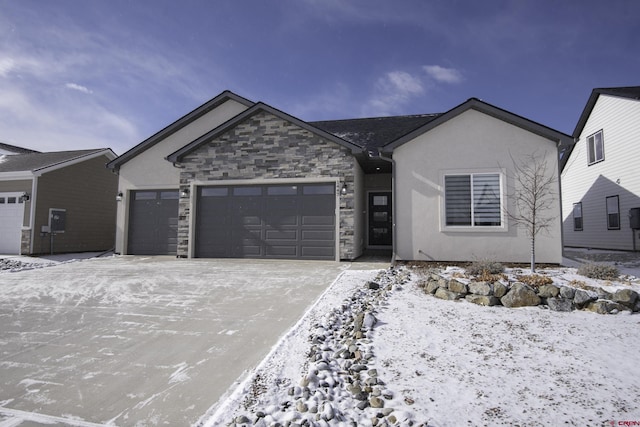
[196,183,335,260]
[128,190,179,255]
[368,192,392,246]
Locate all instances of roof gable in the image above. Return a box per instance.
[107,90,254,171]
[381,98,572,154]
[0,142,39,155]
[166,102,362,164]
[0,149,115,174]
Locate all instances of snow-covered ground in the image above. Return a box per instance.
[200,259,640,427]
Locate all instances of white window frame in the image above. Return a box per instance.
[573,202,583,231]
[606,195,620,230]
[587,130,604,165]
[440,169,507,232]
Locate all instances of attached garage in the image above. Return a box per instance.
[0,193,25,254]
[127,190,179,255]
[195,183,336,260]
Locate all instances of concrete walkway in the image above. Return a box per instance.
[0,256,387,426]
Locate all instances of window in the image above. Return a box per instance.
[587,130,604,165]
[444,173,502,227]
[573,202,583,231]
[606,196,620,230]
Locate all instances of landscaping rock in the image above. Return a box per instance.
[574,289,596,307]
[537,284,559,298]
[468,281,493,296]
[425,281,440,294]
[501,283,541,308]
[612,289,638,309]
[493,282,508,298]
[367,281,381,290]
[465,294,500,306]
[547,297,574,312]
[586,300,628,315]
[559,286,576,299]
[434,288,461,301]
[448,280,468,294]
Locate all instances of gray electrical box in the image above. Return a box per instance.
[630,208,640,230]
[49,208,66,233]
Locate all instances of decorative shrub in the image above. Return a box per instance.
[577,263,619,280]
[516,274,553,287]
[466,259,505,277]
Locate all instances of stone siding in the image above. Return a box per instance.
[20,228,31,255]
[178,110,357,259]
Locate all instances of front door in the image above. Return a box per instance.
[368,192,392,247]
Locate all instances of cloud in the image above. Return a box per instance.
[364,71,425,116]
[0,58,16,77]
[65,83,93,94]
[423,65,463,84]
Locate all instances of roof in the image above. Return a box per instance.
[107,90,254,171]
[0,142,39,155]
[381,97,572,154]
[561,86,640,171]
[311,114,442,154]
[166,102,362,164]
[0,149,114,174]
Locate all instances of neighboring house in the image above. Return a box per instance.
[0,142,39,155]
[108,91,570,263]
[561,86,640,251]
[0,149,118,255]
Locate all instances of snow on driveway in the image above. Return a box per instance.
[0,255,352,426]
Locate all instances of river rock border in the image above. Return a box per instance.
[419,272,640,314]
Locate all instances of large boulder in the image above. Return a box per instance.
[574,289,597,307]
[537,284,559,298]
[468,281,493,296]
[559,286,576,299]
[493,282,509,298]
[435,288,461,301]
[465,294,500,306]
[585,300,628,315]
[425,280,440,294]
[612,289,638,309]
[448,280,468,295]
[547,297,574,312]
[501,283,541,308]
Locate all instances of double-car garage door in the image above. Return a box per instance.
[128,183,336,260]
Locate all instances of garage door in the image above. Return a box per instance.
[127,190,179,255]
[196,183,336,260]
[0,193,25,255]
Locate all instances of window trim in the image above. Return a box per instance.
[586,129,604,165]
[440,169,507,232]
[573,202,583,231]
[606,195,620,230]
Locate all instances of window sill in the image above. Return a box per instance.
[441,225,508,233]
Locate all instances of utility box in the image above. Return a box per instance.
[630,208,640,230]
[49,208,67,233]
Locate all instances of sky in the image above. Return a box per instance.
[0,0,638,155]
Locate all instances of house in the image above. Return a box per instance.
[0,149,118,255]
[107,91,570,263]
[0,142,39,155]
[561,86,640,251]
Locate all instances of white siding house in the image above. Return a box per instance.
[561,87,640,251]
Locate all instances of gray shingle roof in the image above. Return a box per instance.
[0,149,108,173]
[0,142,39,155]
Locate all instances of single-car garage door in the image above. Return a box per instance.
[196,183,336,260]
[127,190,179,255]
[0,193,25,255]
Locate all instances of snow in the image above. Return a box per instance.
[199,262,640,426]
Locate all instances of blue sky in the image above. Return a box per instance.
[0,0,638,155]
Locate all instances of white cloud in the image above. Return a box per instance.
[0,58,16,77]
[365,71,425,116]
[65,83,93,94]
[423,65,463,84]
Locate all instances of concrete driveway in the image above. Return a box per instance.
[0,256,384,426]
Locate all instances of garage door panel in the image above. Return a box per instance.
[128,190,178,255]
[195,184,336,260]
[0,193,26,254]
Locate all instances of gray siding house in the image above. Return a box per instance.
[0,149,118,255]
[108,91,570,263]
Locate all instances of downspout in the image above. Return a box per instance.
[377,149,397,264]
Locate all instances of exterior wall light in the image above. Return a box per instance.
[180,188,190,198]
[341,184,348,195]
[19,192,30,202]
[116,191,123,202]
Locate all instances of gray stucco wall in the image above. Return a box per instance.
[178,110,359,259]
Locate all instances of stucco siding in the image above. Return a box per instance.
[178,110,359,260]
[32,155,118,254]
[394,108,562,263]
[115,99,250,254]
[562,95,640,250]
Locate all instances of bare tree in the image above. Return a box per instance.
[506,151,558,273]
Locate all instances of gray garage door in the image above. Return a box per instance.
[196,183,336,260]
[128,190,179,255]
